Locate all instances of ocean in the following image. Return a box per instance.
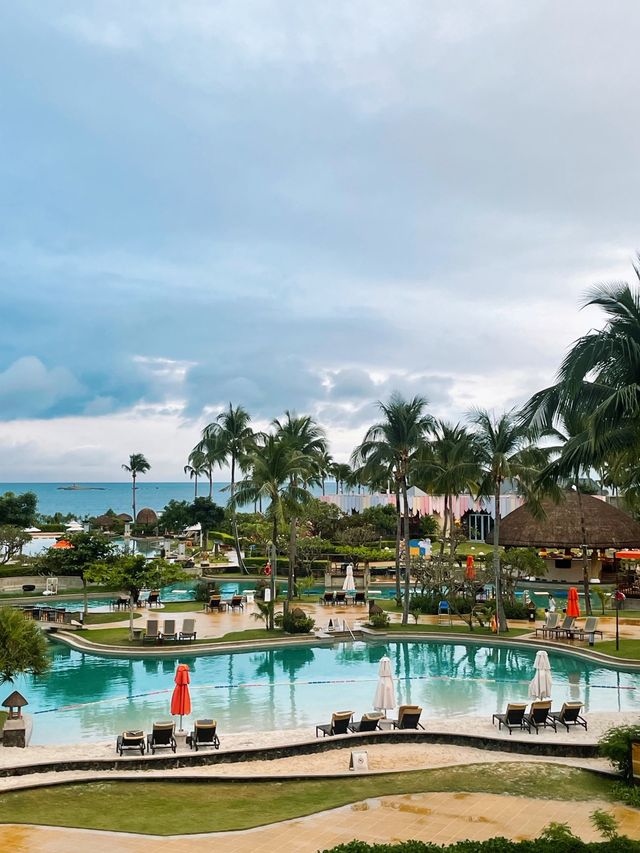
[0,482,232,518]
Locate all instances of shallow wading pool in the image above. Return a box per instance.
[13,640,640,745]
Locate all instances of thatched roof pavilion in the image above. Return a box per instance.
[136,507,158,525]
[490,491,640,549]
[117,513,133,522]
[94,513,116,529]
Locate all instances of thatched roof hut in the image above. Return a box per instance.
[490,491,640,549]
[94,514,116,529]
[117,513,133,522]
[136,507,158,525]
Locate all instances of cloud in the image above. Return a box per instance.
[0,357,86,418]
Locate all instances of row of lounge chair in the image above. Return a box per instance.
[316,705,424,736]
[205,595,244,612]
[535,615,603,642]
[493,701,587,735]
[116,720,220,755]
[142,619,197,643]
[321,591,367,605]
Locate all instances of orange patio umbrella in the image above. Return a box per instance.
[615,551,640,560]
[465,554,476,580]
[52,539,73,549]
[566,587,580,618]
[171,663,191,732]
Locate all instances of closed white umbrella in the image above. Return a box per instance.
[342,564,356,592]
[373,655,396,716]
[528,650,553,700]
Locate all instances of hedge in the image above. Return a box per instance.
[321,838,640,852]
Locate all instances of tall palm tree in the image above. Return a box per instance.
[353,394,434,623]
[273,412,327,602]
[316,450,334,496]
[232,434,312,626]
[184,450,207,499]
[202,404,254,573]
[416,422,480,556]
[468,410,544,633]
[331,462,352,494]
[192,432,226,498]
[122,453,151,521]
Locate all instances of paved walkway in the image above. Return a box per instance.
[1,792,639,851]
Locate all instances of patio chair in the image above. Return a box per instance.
[187,719,220,751]
[549,702,588,732]
[391,705,424,730]
[354,591,367,606]
[142,620,160,643]
[161,619,178,641]
[179,618,197,641]
[146,592,161,608]
[552,615,576,639]
[316,710,354,737]
[523,700,556,734]
[116,730,146,755]
[492,702,527,734]
[535,612,559,638]
[229,595,244,611]
[321,592,335,605]
[577,617,603,642]
[147,721,177,754]
[334,591,347,605]
[207,595,224,612]
[349,712,383,733]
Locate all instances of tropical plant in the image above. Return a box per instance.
[35,531,115,614]
[191,431,226,498]
[184,449,208,499]
[122,453,151,521]
[0,491,38,527]
[201,404,254,572]
[232,433,313,626]
[0,607,50,684]
[273,412,327,602]
[468,409,545,632]
[353,394,434,624]
[331,462,353,494]
[0,526,31,565]
[598,724,640,780]
[316,450,334,496]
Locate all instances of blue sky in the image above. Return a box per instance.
[1,1,639,480]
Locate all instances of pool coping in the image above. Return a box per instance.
[0,729,603,780]
[47,625,640,670]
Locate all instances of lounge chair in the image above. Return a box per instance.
[321,592,334,605]
[146,592,161,608]
[535,612,559,638]
[142,620,160,643]
[334,591,347,605]
[549,702,588,731]
[349,712,383,733]
[354,591,367,606]
[147,721,177,754]
[179,618,197,641]
[161,619,178,641]
[552,616,576,639]
[523,700,556,734]
[492,702,527,734]
[207,596,224,612]
[391,705,424,730]
[116,730,145,755]
[229,595,244,611]
[577,617,603,642]
[316,710,354,737]
[187,719,220,751]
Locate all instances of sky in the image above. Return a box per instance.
[0,1,639,481]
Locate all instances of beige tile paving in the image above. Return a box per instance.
[1,793,639,852]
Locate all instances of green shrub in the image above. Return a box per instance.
[369,611,390,629]
[599,725,640,779]
[502,600,530,620]
[320,835,640,851]
[193,579,218,602]
[409,594,472,615]
[279,607,315,634]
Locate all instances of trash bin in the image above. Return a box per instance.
[527,607,536,623]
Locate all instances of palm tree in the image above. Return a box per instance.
[353,394,434,624]
[468,410,544,633]
[192,432,226,498]
[316,450,334,496]
[232,434,312,627]
[331,462,352,494]
[202,404,254,572]
[273,412,327,602]
[122,453,151,521]
[184,450,207,499]
[416,422,480,556]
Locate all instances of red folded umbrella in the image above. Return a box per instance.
[171,663,191,731]
[465,554,475,580]
[566,587,580,618]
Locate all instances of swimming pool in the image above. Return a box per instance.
[14,639,640,744]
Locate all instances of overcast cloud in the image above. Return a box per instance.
[0,1,638,480]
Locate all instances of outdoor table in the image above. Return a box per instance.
[131,628,144,642]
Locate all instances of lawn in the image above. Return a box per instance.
[72,627,285,647]
[596,639,640,660]
[82,612,142,625]
[379,623,533,637]
[0,763,617,835]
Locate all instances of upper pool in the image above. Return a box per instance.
[13,639,640,744]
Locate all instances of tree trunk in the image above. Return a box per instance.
[288,511,296,603]
[440,495,448,556]
[132,473,137,522]
[449,495,456,559]
[575,485,593,616]
[336,479,339,495]
[394,482,402,603]
[82,576,88,615]
[129,595,135,640]
[401,477,411,625]
[230,457,247,574]
[270,516,278,630]
[209,471,213,499]
[322,478,325,496]
[493,487,507,632]
[194,476,198,499]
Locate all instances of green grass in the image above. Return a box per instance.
[83,612,142,625]
[0,711,7,730]
[72,627,285,647]
[379,623,533,637]
[0,763,617,835]
[156,601,204,612]
[596,639,640,660]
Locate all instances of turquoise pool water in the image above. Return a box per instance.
[14,640,640,744]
